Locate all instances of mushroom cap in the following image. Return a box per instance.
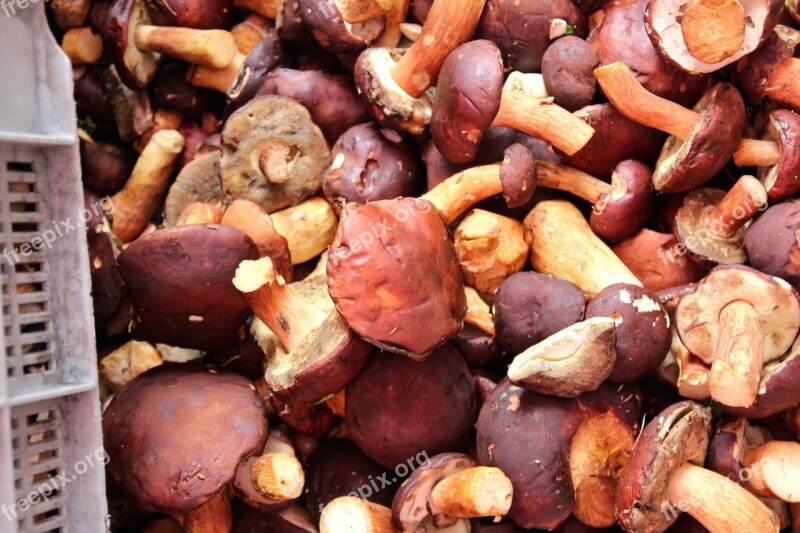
[493,272,586,355]
[590,159,656,242]
[354,47,433,136]
[225,32,287,115]
[616,401,712,532]
[299,0,383,54]
[88,228,126,322]
[706,416,749,482]
[117,224,258,351]
[744,199,800,288]
[541,36,600,112]
[346,346,477,469]
[103,364,268,516]
[758,109,800,203]
[164,151,228,227]
[676,265,800,364]
[391,452,475,531]
[322,123,422,212]
[144,0,235,29]
[453,326,503,366]
[103,0,160,89]
[500,144,537,208]
[644,0,783,75]
[585,283,671,382]
[220,96,330,214]
[80,140,136,196]
[652,83,745,193]
[269,396,337,438]
[327,197,467,357]
[734,25,800,106]
[430,40,505,165]
[277,0,310,42]
[476,0,587,73]
[152,62,212,121]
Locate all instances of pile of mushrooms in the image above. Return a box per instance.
[51,0,800,530]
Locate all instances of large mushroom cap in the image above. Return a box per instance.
[652,82,745,193]
[616,401,712,532]
[676,265,800,365]
[744,199,800,288]
[103,364,268,516]
[430,40,505,165]
[757,109,800,203]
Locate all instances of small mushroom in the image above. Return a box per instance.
[51,0,92,29]
[744,198,800,288]
[62,27,105,65]
[298,0,385,54]
[220,96,331,214]
[676,265,800,408]
[103,0,161,88]
[151,62,212,120]
[80,139,136,195]
[431,40,595,165]
[541,36,599,112]
[616,401,779,532]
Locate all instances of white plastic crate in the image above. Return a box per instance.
[0,3,107,532]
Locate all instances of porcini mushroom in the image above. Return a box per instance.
[298,0,385,55]
[163,150,228,227]
[744,198,800,288]
[541,36,599,112]
[145,0,236,29]
[220,199,292,280]
[320,497,395,533]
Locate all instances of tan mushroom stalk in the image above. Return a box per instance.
[133,26,238,68]
[176,202,225,225]
[463,287,496,336]
[427,467,513,519]
[376,0,410,47]
[233,0,280,19]
[692,175,767,239]
[188,53,246,93]
[594,62,781,167]
[334,0,395,22]
[250,452,305,502]
[536,161,613,203]
[269,197,338,265]
[744,441,800,502]
[320,497,395,533]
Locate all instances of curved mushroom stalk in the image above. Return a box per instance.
[744,441,800,502]
[134,26,238,68]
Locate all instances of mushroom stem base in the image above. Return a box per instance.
[428,466,513,519]
[319,497,395,533]
[744,441,800,502]
[182,490,233,533]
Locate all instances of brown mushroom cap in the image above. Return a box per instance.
[430,40,504,165]
[103,364,268,516]
[541,36,600,112]
[225,32,287,115]
[706,416,750,482]
[744,199,800,288]
[164,150,228,227]
[757,109,800,203]
[677,265,800,365]
[616,401,712,532]
[327,197,467,357]
[652,83,745,193]
[589,159,655,242]
[499,144,537,208]
[220,96,330,214]
[346,346,477,469]
[103,0,161,89]
[81,140,136,196]
[734,25,800,106]
[144,0,235,29]
[117,224,258,351]
[299,0,384,54]
[585,283,671,382]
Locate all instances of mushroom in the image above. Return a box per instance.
[220,96,331,214]
[644,0,782,74]
[233,256,372,403]
[541,36,599,112]
[85,193,127,323]
[298,0,386,54]
[62,27,105,65]
[98,339,163,390]
[672,175,768,266]
[733,25,800,107]
[375,0,410,47]
[51,0,91,29]
[163,150,228,227]
[267,197,339,265]
[231,13,272,52]
[676,265,800,408]
[431,39,594,165]
[80,139,136,195]
[391,453,513,530]
[616,401,780,532]
[345,346,477,469]
[744,198,800,288]
[233,501,318,532]
[103,0,160,88]
[103,365,269,532]
[151,62,212,120]
[353,0,488,135]
[320,497,395,533]
[144,0,235,29]
[594,62,746,193]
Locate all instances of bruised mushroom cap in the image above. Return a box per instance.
[220,96,331,214]
[226,32,287,115]
[164,151,228,227]
[346,346,477,469]
[734,25,800,106]
[590,159,656,242]
[585,283,671,382]
[757,109,800,203]
[392,453,475,532]
[616,401,712,532]
[493,272,586,355]
[104,0,160,89]
[354,47,434,136]
[299,0,384,54]
[430,40,504,165]
[500,144,537,208]
[652,83,745,193]
[322,123,422,212]
[117,224,258,351]
[676,265,800,365]
[541,36,600,112]
[644,0,783,75]
[103,364,268,516]
[144,0,235,29]
[475,0,587,73]
[327,197,467,357]
[744,199,800,288]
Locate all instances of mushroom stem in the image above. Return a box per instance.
[744,441,800,502]
[733,139,782,167]
[134,26,237,69]
[233,257,327,351]
[428,466,513,519]
[391,0,487,98]
[536,161,611,203]
[187,53,246,93]
[176,202,224,226]
[320,497,395,533]
[270,197,338,265]
[766,57,800,111]
[680,0,745,64]
[233,0,280,19]
[464,287,496,336]
[61,27,104,65]
[422,164,503,224]
[676,348,712,400]
[703,175,767,238]
[573,476,617,528]
[377,0,411,47]
[181,490,233,533]
[493,92,595,156]
[251,452,305,503]
[665,463,779,533]
[708,300,763,408]
[335,0,393,23]
[259,143,294,184]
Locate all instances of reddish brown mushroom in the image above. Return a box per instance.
[298,0,385,54]
[744,199,800,288]
[541,36,599,112]
[144,0,235,29]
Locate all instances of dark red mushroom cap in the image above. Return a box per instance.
[706,417,748,482]
[744,199,800,288]
[757,109,800,203]
[500,143,538,208]
[225,32,287,115]
[346,346,477,469]
[734,25,800,106]
[585,283,671,383]
[590,159,656,242]
[541,36,600,112]
[652,82,745,193]
[103,0,160,89]
[103,365,268,516]
[144,0,235,29]
[117,224,258,351]
[299,0,383,54]
[431,39,505,165]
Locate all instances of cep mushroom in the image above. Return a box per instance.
[298,0,386,54]
[744,198,800,288]
[541,36,600,112]
[616,401,780,532]
[431,39,595,165]
[676,265,800,408]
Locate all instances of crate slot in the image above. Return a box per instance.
[6,162,34,173]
